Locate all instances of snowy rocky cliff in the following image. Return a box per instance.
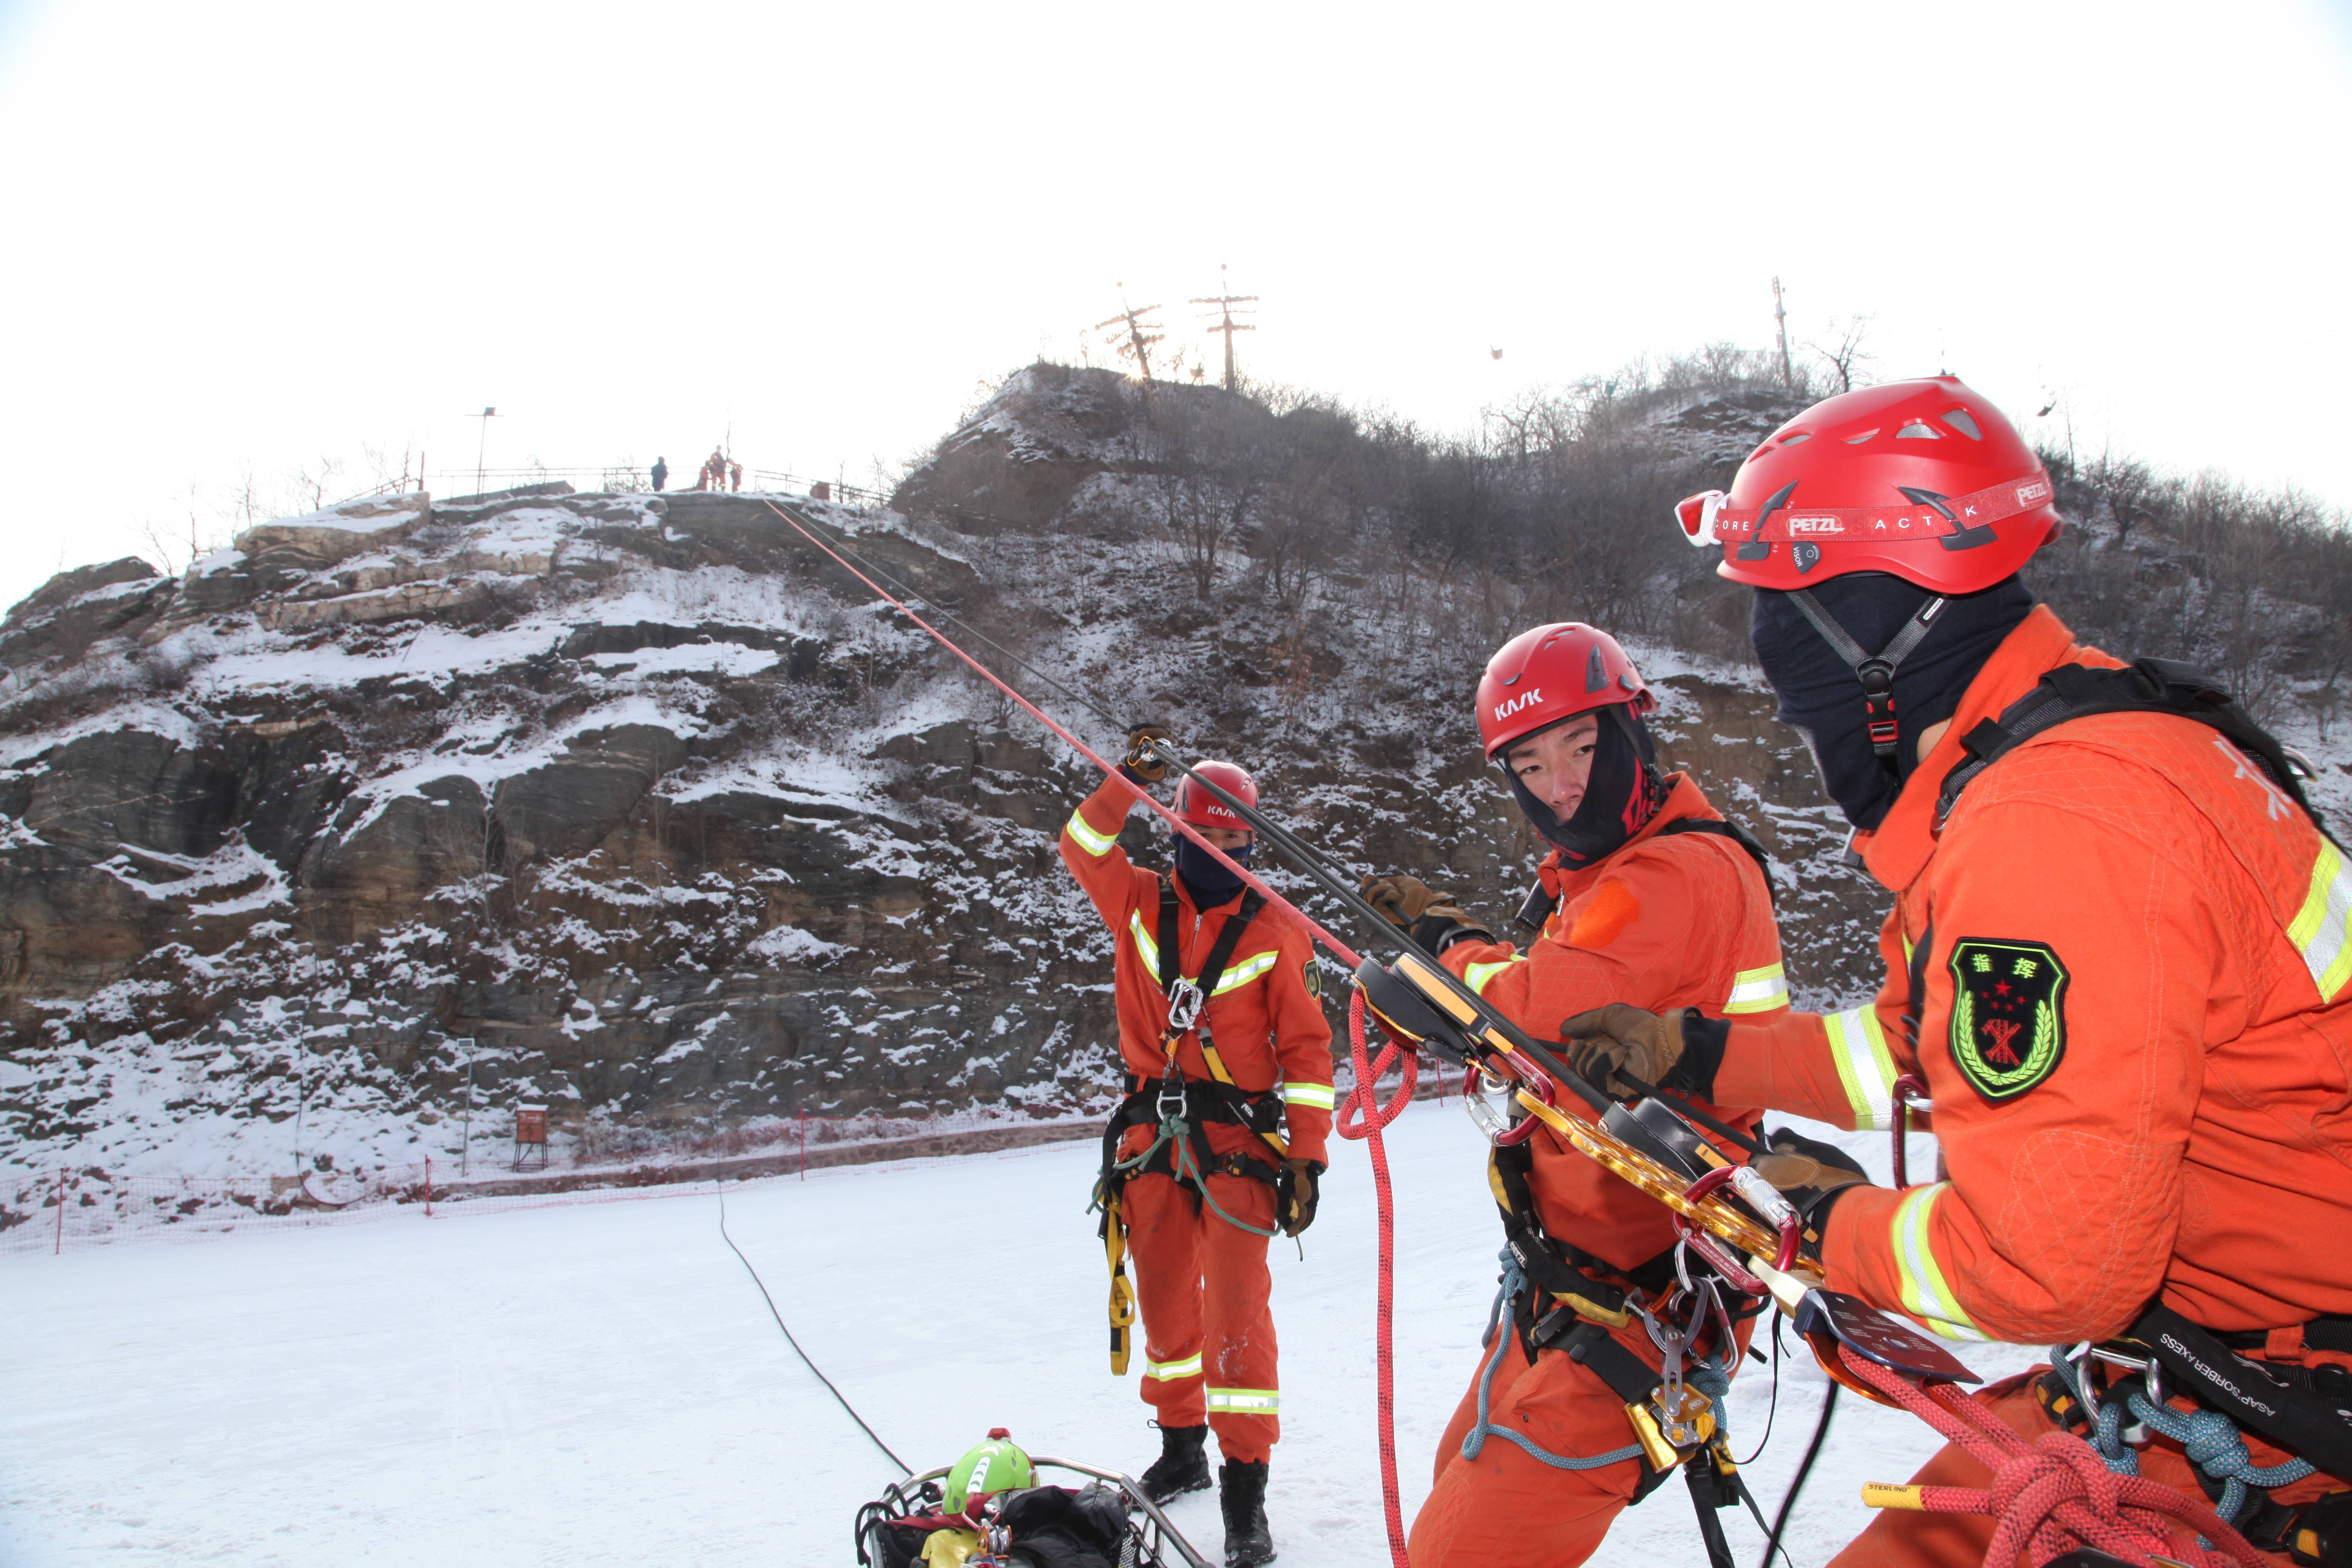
[8,364,2339,1184]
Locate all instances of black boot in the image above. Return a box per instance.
[1139,1424,1211,1503]
[1218,1459,1274,1567]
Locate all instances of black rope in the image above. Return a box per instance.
[1758,1373,1838,1568]
[1736,1316,1784,1467]
[717,1184,911,1476]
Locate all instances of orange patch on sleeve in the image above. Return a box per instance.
[1565,878,1642,950]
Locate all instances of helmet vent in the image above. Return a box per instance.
[1777,432,1812,448]
[1941,408,1983,440]
[1896,422,1942,440]
[1586,644,1609,692]
[1844,428,1880,444]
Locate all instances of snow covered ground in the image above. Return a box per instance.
[0,1104,2036,1567]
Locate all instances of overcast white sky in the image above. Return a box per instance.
[0,1,2347,613]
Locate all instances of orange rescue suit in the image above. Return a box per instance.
[1059,775,1334,1466]
[1707,606,2352,1564]
[1408,773,1787,1568]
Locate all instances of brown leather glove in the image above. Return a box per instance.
[1360,874,1440,926]
[1122,724,1173,783]
[1559,1003,1688,1096]
[1361,875,1490,956]
[1277,1158,1322,1237]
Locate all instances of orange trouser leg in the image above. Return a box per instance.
[1408,1327,1651,1568]
[1121,1170,1281,1465]
[1826,1369,2292,1566]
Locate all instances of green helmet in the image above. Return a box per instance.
[943,1428,1034,1517]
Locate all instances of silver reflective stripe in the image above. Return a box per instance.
[1205,1386,1279,1413]
[1064,807,1119,858]
[1282,1081,1336,1110]
[1211,949,1281,995]
[1463,956,1523,996]
[1722,960,1789,1015]
[1144,1352,1203,1381]
[2288,839,2352,1001]
[1823,1005,1898,1131]
[1890,1183,1988,1342]
[1128,911,1161,974]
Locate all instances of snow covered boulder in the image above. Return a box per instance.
[233,492,433,574]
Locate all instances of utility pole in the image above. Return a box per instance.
[1772,279,1793,390]
[1094,288,1166,382]
[1190,265,1259,394]
[470,407,501,495]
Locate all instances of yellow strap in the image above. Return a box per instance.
[1106,1191,1134,1375]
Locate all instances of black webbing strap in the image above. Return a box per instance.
[1787,588,1949,762]
[1153,882,1266,1024]
[1514,814,1779,932]
[1651,817,1779,909]
[2116,1302,2352,1485]
[1935,657,2331,838]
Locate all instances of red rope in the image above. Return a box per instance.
[1836,1347,2268,1567]
[756,498,1362,967]
[1336,990,1418,1568]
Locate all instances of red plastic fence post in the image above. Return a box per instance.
[798,1110,806,1181]
[54,1166,65,1256]
[424,1156,433,1218]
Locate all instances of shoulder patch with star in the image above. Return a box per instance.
[1947,938,2068,1103]
[1302,959,1322,1001]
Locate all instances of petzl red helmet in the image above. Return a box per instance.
[1175,760,1257,829]
[1674,377,2061,593]
[1475,623,1654,760]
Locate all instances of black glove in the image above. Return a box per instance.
[1277,1158,1323,1237]
[1753,1125,1873,1263]
[1122,724,1173,783]
[1359,874,1492,956]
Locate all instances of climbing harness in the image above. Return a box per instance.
[763,496,2274,1568]
[1936,655,2329,836]
[1093,886,1298,1370]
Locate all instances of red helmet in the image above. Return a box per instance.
[1475,623,1654,761]
[1674,377,2061,593]
[1175,760,1257,829]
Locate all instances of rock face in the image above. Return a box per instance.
[16,366,2324,1181]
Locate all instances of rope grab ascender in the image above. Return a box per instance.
[759,495,2284,1568]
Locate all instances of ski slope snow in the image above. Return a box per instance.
[0,1105,2037,1567]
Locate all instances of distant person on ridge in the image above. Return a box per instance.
[649,456,668,493]
[729,459,743,493]
[1062,730,1334,1568]
[703,447,726,492]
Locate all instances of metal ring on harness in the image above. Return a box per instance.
[1164,976,1205,1036]
[1463,1063,1550,1147]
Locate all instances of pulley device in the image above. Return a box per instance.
[761,497,2267,1568]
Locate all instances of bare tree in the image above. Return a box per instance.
[1806,316,1874,394]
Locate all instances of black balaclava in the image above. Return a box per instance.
[1506,705,1669,869]
[1173,835,1253,905]
[1751,573,2037,831]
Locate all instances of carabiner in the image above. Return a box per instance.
[1165,977,1205,1036]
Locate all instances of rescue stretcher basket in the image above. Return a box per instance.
[853,1455,1212,1568]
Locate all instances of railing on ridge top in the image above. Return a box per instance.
[327,468,894,512]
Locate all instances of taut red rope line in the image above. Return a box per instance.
[758,498,1363,968]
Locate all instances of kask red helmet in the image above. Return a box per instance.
[1674,377,2061,594]
[1175,760,1257,829]
[1475,623,1654,760]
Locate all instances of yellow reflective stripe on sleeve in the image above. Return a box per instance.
[1064,807,1119,858]
[1463,956,1524,996]
[1128,911,1161,975]
[1890,1184,1988,1341]
[1210,949,1282,995]
[2288,839,2352,1001]
[1144,1351,1203,1381]
[1722,961,1789,1015]
[1282,1081,1336,1110]
[1824,1005,1900,1131]
[1205,1386,1279,1413]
